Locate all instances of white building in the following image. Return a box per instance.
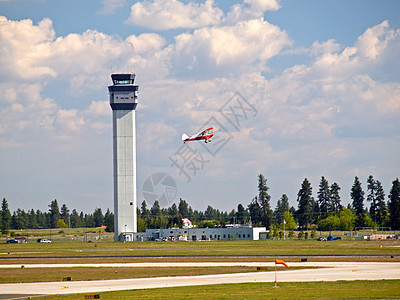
[134,226,267,241]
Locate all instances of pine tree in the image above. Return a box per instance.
[274,194,289,225]
[330,182,342,213]
[178,198,189,218]
[104,208,114,232]
[375,180,388,226]
[297,178,313,230]
[258,174,273,229]
[60,204,70,225]
[28,209,38,229]
[11,211,18,229]
[281,194,289,212]
[150,201,161,217]
[49,199,60,228]
[1,198,11,233]
[236,204,246,224]
[351,176,365,228]
[274,199,283,224]
[388,178,400,230]
[248,196,262,226]
[36,209,46,228]
[93,208,104,227]
[367,175,377,223]
[70,209,81,228]
[318,176,330,218]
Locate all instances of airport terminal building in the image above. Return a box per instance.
[130,226,267,242]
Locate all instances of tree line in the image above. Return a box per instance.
[1,175,399,234]
[0,199,114,234]
[248,175,400,232]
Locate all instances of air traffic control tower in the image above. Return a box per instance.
[108,73,139,242]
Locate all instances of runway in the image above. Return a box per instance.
[0,262,399,297]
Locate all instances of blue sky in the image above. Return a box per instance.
[0,0,399,214]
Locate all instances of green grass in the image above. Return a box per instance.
[1,236,399,299]
[42,280,400,299]
[2,266,282,283]
[1,239,399,259]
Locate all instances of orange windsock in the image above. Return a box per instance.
[275,259,290,269]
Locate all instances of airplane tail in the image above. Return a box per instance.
[182,133,189,141]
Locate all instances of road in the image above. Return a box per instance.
[0,262,399,298]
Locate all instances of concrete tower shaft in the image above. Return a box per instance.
[108,73,139,241]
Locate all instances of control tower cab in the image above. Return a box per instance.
[108,74,139,110]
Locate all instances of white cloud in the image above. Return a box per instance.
[126,0,223,30]
[1,9,399,212]
[98,0,126,15]
[126,33,166,54]
[0,16,57,80]
[170,18,291,76]
[84,101,110,117]
[311,21,400,82]
[355,20,393,59]
[244,0,281,11]
[56,109,85,133]
[225,0,281,24]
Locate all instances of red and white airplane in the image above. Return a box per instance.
[182,127,213,143]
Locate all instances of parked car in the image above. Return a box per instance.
[6,239,18,244]
[37,238,52,243]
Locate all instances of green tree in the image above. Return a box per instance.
[36,209,46,228]
[367,175,377,223]
[84,213,95,227]
[330,182,342,213]
[318,176,330,218]
[258,174,273,229]
[319,215,340,231]
[205,205,217,220]
[297,178,313,230]
[137,215,147,232]
[375,181,388,226]
[178,198,189,217]
[57,219,68,228]
[60,204,70,226]
[28,209,38,229]
[282,211,296,231]
[93,208,104,227]
[388,178,400,230]
[168,203,178,216]
[150,201,161,217]
[10,211,18,229]
[1,198,12,233]
[351,176,365,228]
[18,209,29,229]
[70,209,81,228]
[248,196,262,226]
[104,208,114,232]
[338,208,356,231]
[236,204,246,224]
[140,201,150,219]
[274,194,289,225]
[49,199,61,228]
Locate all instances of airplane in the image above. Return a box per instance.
[182,127,213,143]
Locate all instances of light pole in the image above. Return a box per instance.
[283,219,286,240]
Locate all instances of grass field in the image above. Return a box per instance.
[41,280,400,299]
[1,238,399,259]
[1,231,399,299]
